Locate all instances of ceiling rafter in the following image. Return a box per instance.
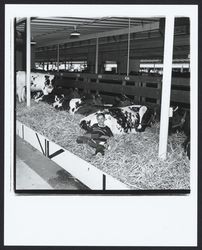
[16,16,162,48]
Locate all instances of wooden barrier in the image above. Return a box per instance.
[55,72,190,105]
[16,120,130,190]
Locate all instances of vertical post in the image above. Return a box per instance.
[26,17,31,107]
[57,44,60,72]
[127,18,131,76]
[158,16,175,159]
[95,37,99,74]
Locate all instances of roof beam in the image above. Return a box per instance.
[32,18,151,26]
[35,17,111,22]
[33,27,125,39]
[32,22,127,29]
[37,21,160,47]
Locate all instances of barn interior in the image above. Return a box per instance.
[15,17,190,107]
[15,16,190,190]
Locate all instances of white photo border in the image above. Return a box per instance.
[4,4,198,246]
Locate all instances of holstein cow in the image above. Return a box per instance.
[68,93,105,115]
[33,87,78,106]
[16,71,55,102]
[169,106,190,159]
[80,105,156,135]
[182,113,190,160]
[52,88,81,110]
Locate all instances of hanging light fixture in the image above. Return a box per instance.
[31,36,37,45]
[70,25,80,38]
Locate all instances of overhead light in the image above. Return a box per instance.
[70,25,80,38]
[31,40,37,45]
[31,37,37,45]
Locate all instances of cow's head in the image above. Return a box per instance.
[69,98,82,114]
[47,75,55,86]
[31,75,39,86]
[136,106,156,132]
[169,106,189,135]
[43,85,54,95]
[53,94,65,109]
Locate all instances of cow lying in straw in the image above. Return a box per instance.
[80,105,156,135]
[169,106,190,159]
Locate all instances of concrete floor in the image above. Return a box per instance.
[16,136,89,190]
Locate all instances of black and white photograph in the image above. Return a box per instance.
[4,3,198,247]
[14,15,192,192]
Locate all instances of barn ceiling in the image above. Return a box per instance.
[16,16,160,47]
[16,16,190,60]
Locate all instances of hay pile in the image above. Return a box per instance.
[16,101,190,190]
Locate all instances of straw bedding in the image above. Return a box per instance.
[16,101,190,190]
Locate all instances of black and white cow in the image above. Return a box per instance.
[180,110,190,160]
[16,71,55,102]
[34,87,79,107]
[169,106,190,159]
[80,105,156,135]
[53,94,71,110]
[68,93,105,115]
[52,88,81,110]
[169,106,187,134]
[34,91,58,104]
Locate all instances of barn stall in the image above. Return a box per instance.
[15,16,190,190]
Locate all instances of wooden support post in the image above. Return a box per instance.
[158,16,175,159]
[26,17,31,107]
[95,37,99,74]
[57,44,60,72]
[127,18,131,76]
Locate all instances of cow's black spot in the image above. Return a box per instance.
[108,107,140,133]
[136,108,155,132]
[129,106,140,113]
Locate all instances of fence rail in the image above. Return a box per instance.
[55,72,190,105]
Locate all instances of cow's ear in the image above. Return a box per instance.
[62,94,64,98]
